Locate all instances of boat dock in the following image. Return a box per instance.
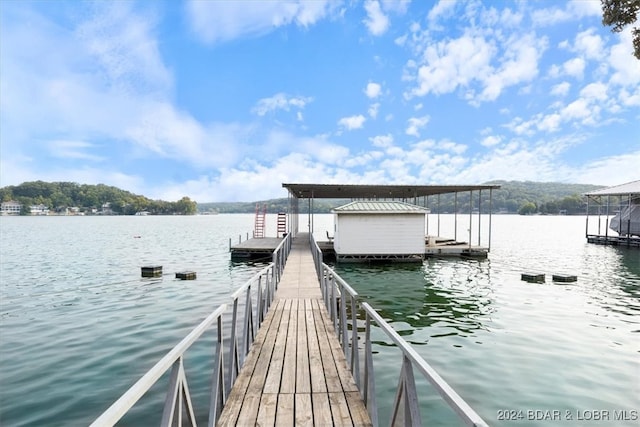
[232,236,488,260]
[92,231,488,426]
[219,234,371,425]
[230,237,283,259]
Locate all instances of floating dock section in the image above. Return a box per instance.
[230,237,284,260]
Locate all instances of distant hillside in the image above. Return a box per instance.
[1,180,605,216]
[198,181,605,215]
[0,181,197,215]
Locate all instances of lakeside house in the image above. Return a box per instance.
[0,200,22,215]
[29,204,49,215]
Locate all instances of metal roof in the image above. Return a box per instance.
[584,180,640,197]
[282,183,500,199]
[332,201,429,213]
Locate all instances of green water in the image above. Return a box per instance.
[330,215,639,426]
[0,214,638,426]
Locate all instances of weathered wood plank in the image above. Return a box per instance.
[217,300,283,426]
[311,392,333,426]
[275,393,294,427]
[263,301,291,393]
[313,305,343,393]
[235,300,286,424]
[236,393,261,425]
[318,301,359,392]
[280,299,298,393]
[329,391,354,426]
[256,393,277,426]
[296,301,311,393]
[345,391,373,427]
[306,301,327,394]
[295,393,314,426]
[220,293,371,427]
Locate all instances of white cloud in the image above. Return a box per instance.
[574,28,605,60]
[481,135,502,147]
[580,82,607,101]
[406,115,430,137]
[531,0,601,27]
[76,2,172,94]
[125,102,246,168]
[364,82,382,98]
[408,34,495,98]
[428,0,458,23]
[563,57,586,79]
[47,140,104,162]
[380,0,410,14]
[368,102,380,118]
[570,151,640,185]
[186,0,339,44]
[363,0,389,36]
[438,140,467,154]
[551,82,571,96]
[338,114,366,130]
[476,33,545,102]
[252,93,313,116]
[608,29,640,86]
[370,134,393,148]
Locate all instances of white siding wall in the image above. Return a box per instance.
[334,213,425,255]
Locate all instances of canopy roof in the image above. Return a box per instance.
[584,180,640,197]
[282,183,500,199]
[332,200,429,214]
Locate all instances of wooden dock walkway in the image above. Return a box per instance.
[217,234,372,426]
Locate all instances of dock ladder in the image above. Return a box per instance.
[254,203,266,238]
[276,212,286,237]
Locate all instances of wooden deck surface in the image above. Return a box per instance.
[217,234,372,426]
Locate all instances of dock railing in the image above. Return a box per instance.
[311,233,488,427]
[91,235,291,427]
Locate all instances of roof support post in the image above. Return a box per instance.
[489,188,493,252]
[454,192,458,241]
[478,190,482,247]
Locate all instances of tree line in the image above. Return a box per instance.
[0,181,197,215]
[198,181,605,215]
[2,180,608,216]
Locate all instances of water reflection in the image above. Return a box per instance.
[334,259,494,339]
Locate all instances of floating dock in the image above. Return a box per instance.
[230,237,284,260]
[233,236,488,261]
[586,235,640,248]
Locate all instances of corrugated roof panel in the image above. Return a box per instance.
[333,201,429,213]
[584,180,640,196]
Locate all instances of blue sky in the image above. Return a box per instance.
[1,0,639,202]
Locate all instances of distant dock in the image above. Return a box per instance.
[586,234,640,248]
[230,237,284,260]
[232,235,488,261]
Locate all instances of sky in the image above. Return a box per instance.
[1,0,639,203]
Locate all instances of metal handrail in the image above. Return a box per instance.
[363,303,489,427]
[92,236,292,427]
[90,305,227,427]
[317,257,488,427]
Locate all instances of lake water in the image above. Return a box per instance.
[0,214,638,426]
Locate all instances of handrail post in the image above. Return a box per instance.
[364,311,379,427]
[351,295,360,387]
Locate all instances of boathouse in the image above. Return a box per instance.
[333,200,429,261]
[282,183,501,259]
[584,180,640,247]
